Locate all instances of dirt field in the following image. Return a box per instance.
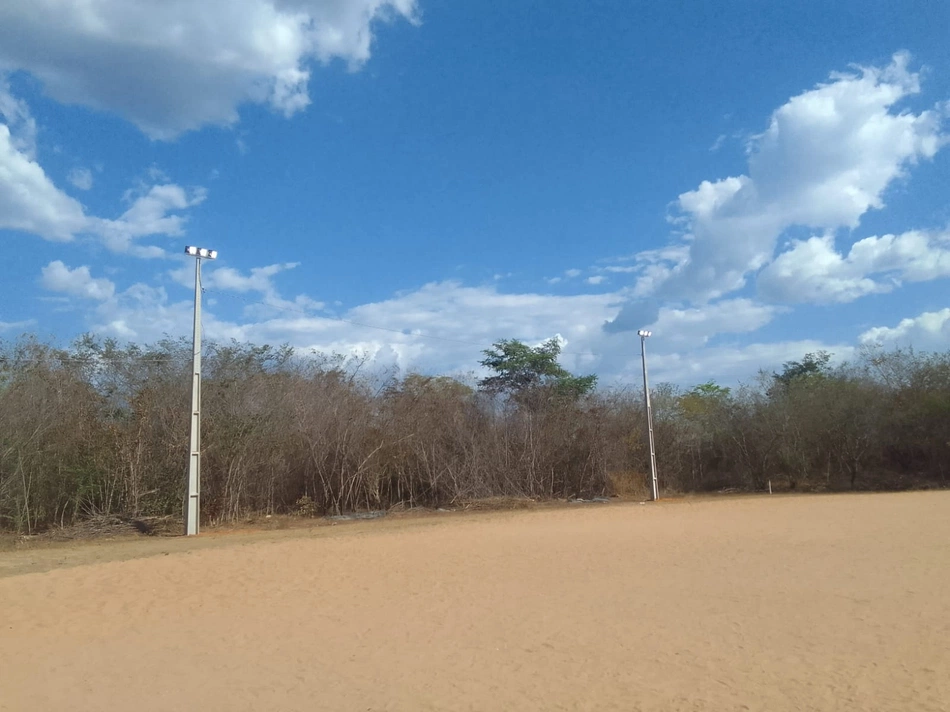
[1,492,948,712]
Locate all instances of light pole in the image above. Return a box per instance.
[638,329,659,501]
[184,245,217,536]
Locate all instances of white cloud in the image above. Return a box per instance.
[2,86,205,253]
[638,339,856,387]
[228,281,623,378]
[48,272,824,386]
[860,308,950,350]
[229,281,617,368]
[92,283,193,340]
[0,0,418,138]
[92,268,324,345]
[564,269,582,278]
[67,167,93,191]
[169,260,326,320]
[0,75,37,158]
[586,275,607,285]
[0,319,34,333]
[759,229,950,304]
[0,123,88,241]
[614,245,690,299]
[618,52,947,310]
[648,299,782,349]
[206,263,300,293]
[40,261,116,301]
[76,278,622,375]
[95,184,207,256]
[173,260,293,294]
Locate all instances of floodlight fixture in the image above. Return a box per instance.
[184,246,217,259]
[637,329,652,338]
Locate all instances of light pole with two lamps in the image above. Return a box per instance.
[184,245,217,536]
[638,329,659,501]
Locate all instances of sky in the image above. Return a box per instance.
[1,0,949,387]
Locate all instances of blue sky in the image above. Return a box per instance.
[1,0,949,385]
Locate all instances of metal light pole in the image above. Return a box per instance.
[638,329,659,501]
[184,245,217,536]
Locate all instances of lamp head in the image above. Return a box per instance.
[185,246,218,259]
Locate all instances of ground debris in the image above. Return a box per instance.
[326,510,388,522]
[29,515,173,542]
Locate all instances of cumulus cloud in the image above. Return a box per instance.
[67,167,93,191]
[0,123,88,241]
[169,260,325,317]
[40,261,116,301]
[73,277,621,375]
[649,299,781,349]
[604,295,780,347]
[640,339,856,387]
[0,75,36,158]
[0,127,204,252]
[607,52,948,332]
[204,263,301,294]
[40,271,831,386]
[860,308,950,350]
[91,283,195,341]
[603,298,661,334]
[0,0,418,138]
[759,229,950,304]
[0,319,34,333]
[95,184,207,256]
[224,281,620,378]
[1,87,204,253]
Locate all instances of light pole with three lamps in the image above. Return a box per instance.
[638,329,659,501]
[184,245,217,536]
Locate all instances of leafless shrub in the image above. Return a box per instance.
[1,335,948,534]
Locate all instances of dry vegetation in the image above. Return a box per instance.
[1,334,948,535]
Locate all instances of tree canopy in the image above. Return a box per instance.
[773,351,832,390]
[478,338,597,404]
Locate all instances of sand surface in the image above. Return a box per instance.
[1,492,948,711]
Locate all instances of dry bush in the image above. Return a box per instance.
[607,470,649,499]
[2,335,949,534]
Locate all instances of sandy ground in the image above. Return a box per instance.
[1,493,948,712]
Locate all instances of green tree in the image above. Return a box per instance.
[478,338,596,405]
[772,351,832,391]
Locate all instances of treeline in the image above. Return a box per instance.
[0,335,947,533]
